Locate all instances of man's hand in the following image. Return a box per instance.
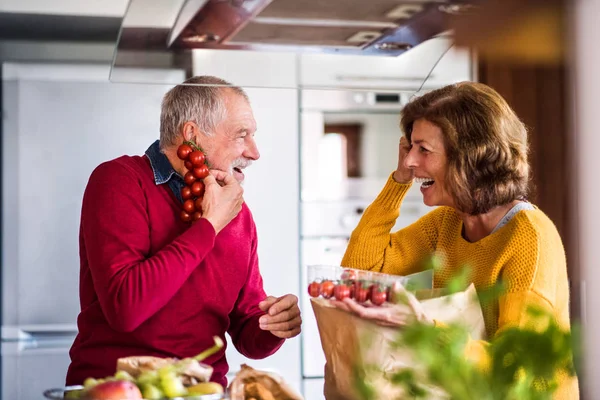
[258,294,302,339]
[201,170,244,234]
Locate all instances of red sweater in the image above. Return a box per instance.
[66,155,284,387]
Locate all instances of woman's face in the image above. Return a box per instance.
[404,118,455,208]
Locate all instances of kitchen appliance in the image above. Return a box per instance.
[297,88,435,397]
[0,63,185,400]
[106,0,478,89]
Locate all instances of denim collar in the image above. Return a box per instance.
[145,140,180,185]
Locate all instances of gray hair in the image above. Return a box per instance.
[159,76,250,149]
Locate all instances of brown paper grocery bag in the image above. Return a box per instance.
[310,284,486,400]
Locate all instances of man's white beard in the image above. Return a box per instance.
[230,158,252,184]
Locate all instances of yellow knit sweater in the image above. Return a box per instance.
[341,174,579,399]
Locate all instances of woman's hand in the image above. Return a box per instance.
[330,286,433,328]
[393,136,414,184]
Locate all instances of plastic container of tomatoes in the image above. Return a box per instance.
[306,265,410,306]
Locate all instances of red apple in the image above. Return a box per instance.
[86,381,142,400]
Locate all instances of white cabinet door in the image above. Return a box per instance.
[303,378,325,400]
[299,36,473,91]
[192,49,298,88]
[1,335,76,400]
[300,238,349,378]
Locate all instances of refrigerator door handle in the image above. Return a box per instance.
[2,323,78,340]
[16,338,75,352]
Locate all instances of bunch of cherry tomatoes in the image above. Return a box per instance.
[307,269,398,306]
[176,141,209,222]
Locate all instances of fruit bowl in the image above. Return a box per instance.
[43,385,230,400]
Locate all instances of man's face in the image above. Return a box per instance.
[196,90,260,183]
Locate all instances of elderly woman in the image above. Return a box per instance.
[337,82,578,398]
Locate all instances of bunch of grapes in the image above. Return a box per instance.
[72,336,225,399]
[177,141,209,223]
[78,368,223,400]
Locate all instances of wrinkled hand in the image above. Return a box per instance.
[331,286,432,328]
[393,136,414,184]
[258,294,302,339]
[201,170,244,234]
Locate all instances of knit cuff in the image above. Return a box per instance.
[374,172,413,210]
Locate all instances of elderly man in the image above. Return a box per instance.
[66,76,301,387]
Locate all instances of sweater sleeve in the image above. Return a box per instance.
[341,173,443,276]
[82,160,217,333]
[227,212,284,359]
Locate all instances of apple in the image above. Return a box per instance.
[85,380,142,400]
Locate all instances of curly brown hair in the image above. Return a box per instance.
[401,82,530,215]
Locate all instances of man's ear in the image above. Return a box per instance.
[182,121,199,142]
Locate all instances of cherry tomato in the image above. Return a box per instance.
[308,282,321,298]
[341,269,357,281]
[192,165,209,179]
[191,181,205,197]
[180,210,192,222]
[334,284,351,301]
[192,211,202,221]
[354,286,369,303]
[183,199,195,214]
[320,280,335,299]
[177,144,193,160]
[370,288,387,306]
[194,197,203,212]
[184,160,194,170]
[189,151,206,167]
[367,284,379,301]
[181,186,193,200]
[184,171,196,186]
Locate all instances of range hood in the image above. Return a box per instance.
[111,0,478,89]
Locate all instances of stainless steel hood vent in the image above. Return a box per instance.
[110,0,477,90]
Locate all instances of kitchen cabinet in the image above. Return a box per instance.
[299,36,473,91]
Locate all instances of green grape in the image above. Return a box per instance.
[157,364,175,379]
[82,378,99,389]
[114,370,135,382]
[64,389,83,399]
[137,370,159,385]
[160,374,187,398]
[141,383,164,400]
